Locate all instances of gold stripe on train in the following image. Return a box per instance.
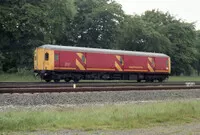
[77,52,86,64]
[115,61,123,71]
[76,59,85,70]
[116,55,121,62]
[147,63,154,72]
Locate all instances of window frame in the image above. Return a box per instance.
[45,52,49,61]
[55,54,59,61]
[82,55,86,63]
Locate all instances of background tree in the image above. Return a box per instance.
[0,1,199,76]
[45,0,76,44]
[166,22,196,75]
[0,0,76,72]
[117,15,171,53]
[67,0,124,48]
[194,30,200,75]
[117,10,197,75]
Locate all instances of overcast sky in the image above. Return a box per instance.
[116,0,200,30]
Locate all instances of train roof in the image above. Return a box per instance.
[38,44,169,57]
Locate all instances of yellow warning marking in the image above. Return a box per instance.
[148,57,153,63]
[76,59,85,70]
[77,53,83,59]
[168,58,171,73]
[148,57,155,68]
[116,55,124,65]
[148,63,154,72]
[116,55,121,62]
[115,61,123,71]
[77,53,86,64]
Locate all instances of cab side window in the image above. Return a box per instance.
[82,55,86,63]
[152,59,155,67]
[55,54,59,61]
[45,52,49,61]
[120,57,123,65]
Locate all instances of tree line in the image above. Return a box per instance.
[0,0,200,75]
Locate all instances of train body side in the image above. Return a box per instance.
[34,45,171,82]
[52,51,170,73]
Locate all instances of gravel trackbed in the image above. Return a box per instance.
[0,89,200,106]
[1,89,200,135]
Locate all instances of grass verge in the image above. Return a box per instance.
[0,72,39,82]
[168,76,200,82]
[0,100,200,132]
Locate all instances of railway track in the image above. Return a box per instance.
[0,81,199,87]
[0,81,198,94]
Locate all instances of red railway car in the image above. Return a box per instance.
[34,45,171,82]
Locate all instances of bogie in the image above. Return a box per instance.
[64,78,71,82]
[36,70,168,83]
[45,79,51,82]
[54,79,60,83]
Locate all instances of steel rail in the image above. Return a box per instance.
[0,81,198,88]
[0,85,199,94]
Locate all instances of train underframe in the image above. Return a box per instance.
[34,70,169,83]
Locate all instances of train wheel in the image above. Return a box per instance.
[146,78,154,83]
[158,78,163,82]
[145,79,150,82]
[64,78,71,82]
[54,79,60,83]
[137,79,141,82]
[73,78,79,83]
[45,79,51,82]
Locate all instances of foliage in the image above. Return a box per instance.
[67,0,124,48]
[117,15,171,53]
[0,1,199,75]
[166,22,196,75]
[0,71,39,82]
[117,10,197,75]
[0,0,76,72]
[194,30,200,75]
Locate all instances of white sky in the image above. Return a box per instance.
[116,0,200,30]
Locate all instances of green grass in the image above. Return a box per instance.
[0,100,200,132]
[0,72,40,82]
[168,76,200,82]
